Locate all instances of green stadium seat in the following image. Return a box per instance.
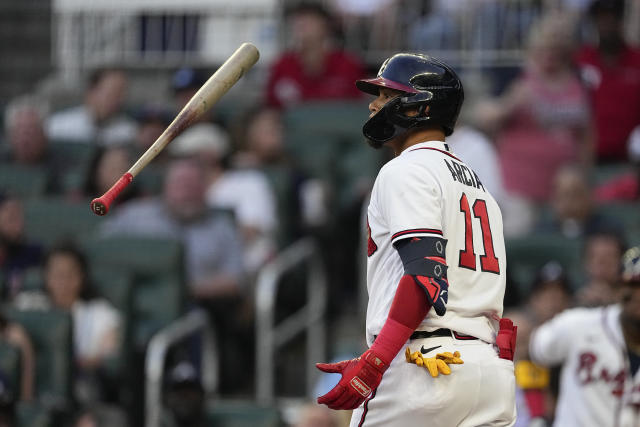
[284,101,370,137]
[20,267,44,292]
[90,267,134,376]
[590,163,635,186]
[595,202,640,235]
[16,401,51,427]
[6,308,72,407]
[0,341,22,399]
[506,234,583,296]
[283,102,383,214]
[48,140,95,171]
[23,197,101,247]
[262,165,299,247]
[81,236,185,349]
[136,164,165,196]
[205,401,281,427]
[0,164,47,197]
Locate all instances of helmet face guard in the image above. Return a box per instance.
[362,93,431,147]
[356,53,464,147]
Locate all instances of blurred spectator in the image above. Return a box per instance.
[331,0,396,51]
[81,147,140,204]
[477,14,592,210]
[171,68,208,111]
[233,106,312,244]
[170,123,277,274]
[72,409,98,427]
[576,0,640,163]
[294,403,338,427]
[576,230,626,307]
[537,165,619,238]
[447,73,506,206]
[0,312,35,401]
[595,126,640,201]
[266,2,365,109]
[100,157,244,298]
[162,361,206,427]
[2,95,48,164]
[132,105,173,159]
[233,106,286,168]
[45,68,137,146]
[2,96,67,192]
[100,158,247,393]
[0,195,43,299]
[43,243,121,402]
[527,261,573,324]
[407,1,460,52]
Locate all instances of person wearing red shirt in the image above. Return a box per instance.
[575,0,640,163]
[265,3,366,109]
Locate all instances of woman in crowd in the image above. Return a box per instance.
[43,243,121,402]
[477,13,593,232]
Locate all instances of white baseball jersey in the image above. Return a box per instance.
[354,140,514,427]
[530,305,640,427]
[365,140,507,346]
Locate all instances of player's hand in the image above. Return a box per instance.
[405,348,463,377]
[413,275,449,316]
[316,350,388,410]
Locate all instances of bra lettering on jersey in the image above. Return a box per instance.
[444,159,485,191]
[577,351,625,397]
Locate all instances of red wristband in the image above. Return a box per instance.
[370,318,414,366]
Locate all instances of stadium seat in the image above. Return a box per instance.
[506,234,583,296]
[595,202,640,235]
[23,197,101,247]
[81,236,185,349]
[262,165,300,247]
[5,308,72,408]
[0,164,47,197]
[90,267,134,376]
[49,140,95,171]
[590,163,635,186]
[205,401,281,427]
[16,401,51,427]
[283,101,383,214]
[283,101,369,137]
[136,164,165,196]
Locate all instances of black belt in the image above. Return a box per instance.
[374,328,477,342]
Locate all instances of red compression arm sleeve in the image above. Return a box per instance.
[369,274,432,364]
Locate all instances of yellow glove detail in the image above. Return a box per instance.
[404,348,463,377]
[436,351,464,365]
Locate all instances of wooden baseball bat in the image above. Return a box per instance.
[90,42,260,216]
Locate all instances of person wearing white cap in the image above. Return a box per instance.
[170,123,278,274]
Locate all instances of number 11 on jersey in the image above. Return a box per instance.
[458,193,500,274]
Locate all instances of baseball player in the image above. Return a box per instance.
[316,53,517,426]
[529,245,640,427]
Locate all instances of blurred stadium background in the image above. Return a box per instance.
[0,0,639,426]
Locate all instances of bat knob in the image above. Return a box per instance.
[90,199,108,216]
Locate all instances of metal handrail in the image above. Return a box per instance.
[255,237,327,405]
[145,309,218,427]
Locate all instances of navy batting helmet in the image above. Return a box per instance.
[356,53,464,147]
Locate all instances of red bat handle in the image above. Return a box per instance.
[90,172,133,216]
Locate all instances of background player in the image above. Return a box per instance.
[529,245,640,427]
[315,53,517,426]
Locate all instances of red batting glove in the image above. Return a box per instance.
[316,349,388,410]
